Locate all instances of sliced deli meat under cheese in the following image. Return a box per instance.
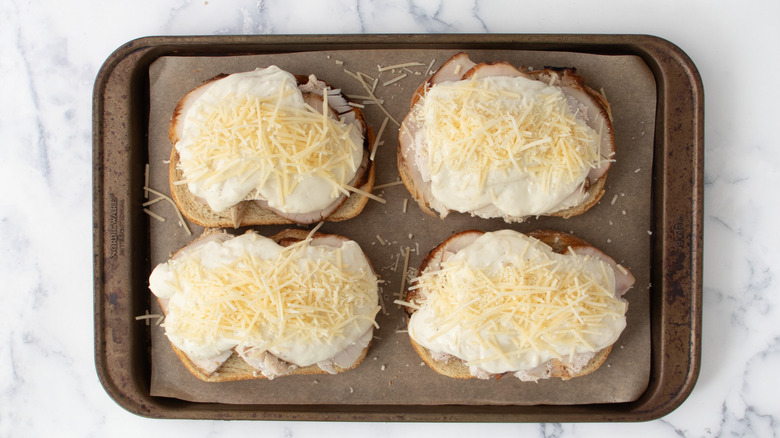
[404,229,634,381]
[149,229,381,380]
[170,66,370,224]
[398,53,615,222]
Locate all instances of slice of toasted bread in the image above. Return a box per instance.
[404,229,632,381]
[168,70,376,228]
[154,228,376,382]
[397,53,614,222]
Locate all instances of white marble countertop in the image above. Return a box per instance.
[2,0,779,436]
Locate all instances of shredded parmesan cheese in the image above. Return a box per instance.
[373,180,404,190]
[143,186,192,235]
[135,311,164,326]
[383,73,407,86]
[370,117,389,161]
[305,221,324,241]
[143,208,166,222]
[142,197,163,207]
[425,59,436,76]
[397,247,411,301]
[378,62,426,72]
[393,299,420,310]
[343,68,400,126]
[343,184,387,204]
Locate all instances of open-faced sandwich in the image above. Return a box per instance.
[169,66,375,227]
[401,229,634,381]
[398,53,615,222]
[148,228,381,381]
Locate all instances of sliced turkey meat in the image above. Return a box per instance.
[236,345,298,380]
[316,327,374,374]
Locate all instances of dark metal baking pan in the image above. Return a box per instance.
[93,34,702,421]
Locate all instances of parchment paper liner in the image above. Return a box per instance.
[146,49,655,405]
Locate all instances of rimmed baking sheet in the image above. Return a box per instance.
[93,34,702,421]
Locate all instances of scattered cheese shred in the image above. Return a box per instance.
[343,184,387,204]
[135,311,164,326]
[370,117,389,161]
[343,69,400,126]
[306,221,324,241]
[358,71,376,84]
[372,180,404,190]
[425,59,436,76]
[143,208,166,222]
[142,197,163,208]
[143,187,192,235]
[378,62,426,72]
[347,94,383,104]
[397,247,411,301]
[393,299,420,310]
[382,73,407,86]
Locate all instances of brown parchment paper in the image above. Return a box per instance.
[146,48,655,406]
